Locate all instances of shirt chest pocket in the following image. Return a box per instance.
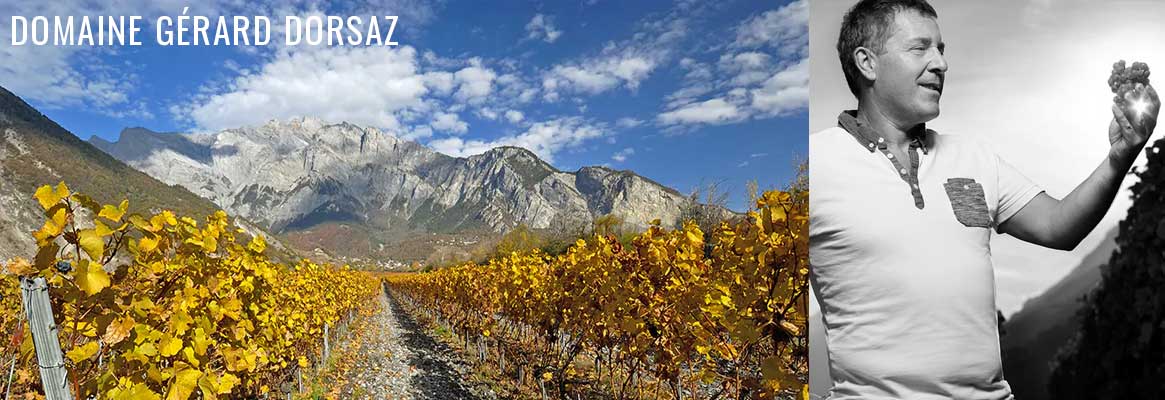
[943,178,992,228]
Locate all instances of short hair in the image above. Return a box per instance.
[837,0,938,97]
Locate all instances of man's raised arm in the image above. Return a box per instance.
[999,84,1160,250]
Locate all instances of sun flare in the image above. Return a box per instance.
[1132,98,1150,116]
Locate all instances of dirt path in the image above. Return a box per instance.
[336,289,495,399]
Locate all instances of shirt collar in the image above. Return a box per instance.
[837,110,931,155]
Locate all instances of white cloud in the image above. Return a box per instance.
[679,58,714,81]
[428,117,605,163]
[423,71,455,95]
[1,0,442,120]
[751,58,808,117]
[732,0,808,56]
[658,98,745,126]
[505,110,525,123]
[185,46,429,131]
[0,15,143,116]
[477,107,499,120]
[540,9,691,100]
[612,147,635,162]
[615,117,644,128]
[665,84,715,109]
[431,112,469,134]
[651,1,808,130]
[547,55,656,97]
[718,51,775,87]
[720,52,772,71]
[453,62,497,104]
[525,14,563,43]
[546,66,616,94]
[400,125,433,141]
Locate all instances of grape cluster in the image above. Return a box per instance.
[1108,60,1151,104]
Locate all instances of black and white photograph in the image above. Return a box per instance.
[810,0,1165,399]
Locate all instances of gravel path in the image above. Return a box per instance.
[337,289,496,399]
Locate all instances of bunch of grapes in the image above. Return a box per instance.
[1108,60,1151,104]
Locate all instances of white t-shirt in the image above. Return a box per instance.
[809,118,1043,400]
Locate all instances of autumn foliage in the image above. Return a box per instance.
[386,189,809,399]
[0,182,379,399]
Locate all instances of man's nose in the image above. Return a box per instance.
[929,51,949,73]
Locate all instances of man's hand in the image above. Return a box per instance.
[1005,82,1159,251]
[1109,83,1160,167]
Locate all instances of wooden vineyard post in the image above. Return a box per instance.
[323,323,330,362]
[6,354,18,400]
[19,277,74,400]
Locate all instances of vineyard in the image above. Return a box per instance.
[1,182,807,399]
[1,183,380,399]
[384,188,810,399]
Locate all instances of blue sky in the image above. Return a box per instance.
[0,0,807,211]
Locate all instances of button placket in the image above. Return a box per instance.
[837,111,930,209]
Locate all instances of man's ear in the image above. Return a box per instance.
[853,47,877,82]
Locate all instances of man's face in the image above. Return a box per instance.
[869,10,947,126]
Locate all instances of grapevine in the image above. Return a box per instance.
[385,189,810,399]
[0,182,379,399]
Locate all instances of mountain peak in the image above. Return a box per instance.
[483,146,554,167]
[88,115,703,261]
[118,126,161,140]
[487,145,535,156]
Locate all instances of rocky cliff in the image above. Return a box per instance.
[91,118,707,259]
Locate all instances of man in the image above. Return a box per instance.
[809,0,1160,399]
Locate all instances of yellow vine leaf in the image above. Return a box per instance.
[159,335,183,357]
[102,316,134,345]
[198,372,240,397]
[166,368,203,400]
[75,260,110,296]
[33,207,67,244]
[33,182,69,210]
[136,342,158,357]
[138,234,159,254]
[183,347,200,368]
[78,228,104,261]
[5,257,33,275]
[65,341,99,363]
[99,200,129,222]
[114,383,161,400]
[247,235,266,254]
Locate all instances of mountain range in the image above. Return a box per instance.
[87,118,714,264]
[0,85,291,262]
